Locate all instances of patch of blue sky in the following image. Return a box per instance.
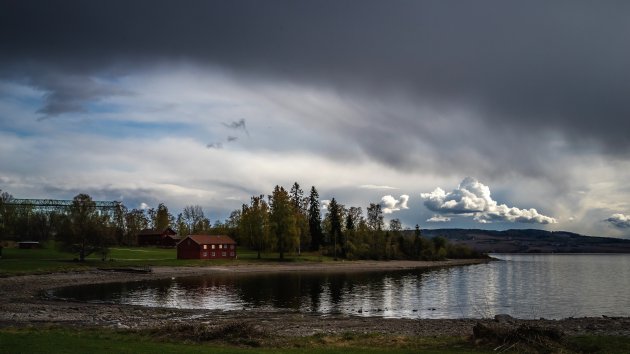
[85,101,126,114]
[0,81,44,106]
[67,118,198,140]
[16,94,44,111]
[0,124,36,138]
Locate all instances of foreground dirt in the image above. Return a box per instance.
[1,259,629,337]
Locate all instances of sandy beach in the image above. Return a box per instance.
[1,259,629,337]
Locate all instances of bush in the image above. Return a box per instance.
[146,320,268,346]
[472,322,565,353]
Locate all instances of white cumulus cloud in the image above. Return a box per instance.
[381,194,409,214]
[427,215,451,223]
[420,177,557,224]
[359,184,398,190]
[605,214,630,228]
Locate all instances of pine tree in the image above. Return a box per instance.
[308,186,323,251]
[327,198,343,260]
[290,182,309,255]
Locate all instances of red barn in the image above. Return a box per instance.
[177,235,237,260]
[137,227,181,247]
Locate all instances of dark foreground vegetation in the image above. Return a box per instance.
[0,183,483,264]
[1,324,629,354]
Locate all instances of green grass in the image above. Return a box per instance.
[0,247,93,275]
[0,327,491,354]
[0,245,335,276]
[566,335,630,353]
[2,326,629,354]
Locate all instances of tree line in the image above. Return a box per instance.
[234,182,481,260]
[0,190,225,261]
[0,185,481,261]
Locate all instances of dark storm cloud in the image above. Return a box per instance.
[605,214,630,229]
[31,73,131,118]
[2,0,630,152]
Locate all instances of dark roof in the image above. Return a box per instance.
[163,234,182,240]
[138,227,177,236]
[186,235,236,245]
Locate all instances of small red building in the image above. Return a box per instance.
[137,227,181,247]
[177,235,237,260]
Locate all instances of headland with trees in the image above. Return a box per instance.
[0,182,482,263]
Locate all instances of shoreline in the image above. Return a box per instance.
[1,258,629,337]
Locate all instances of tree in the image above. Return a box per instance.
[433,236,448,260]
[155,203,172,231]
[389,218,402,233]
[289,182,304,212]
[112,203,127,245]
[367,203,384,231]
[175,213,189,236]
[343,206,363,259]
[327,198,343,260]
[59,194,112,261]
[387,218,403,259]
[289,182,309,255]
[125,209,149,245]
[345,206,362,231]
[239,195,270,259]
[413,224,422,259]
[182,205,209,234]
[269,185,297,260]
[0,190,14,239]
[308,186,323,251]
[224,209,241,241]
[146,207,156,229]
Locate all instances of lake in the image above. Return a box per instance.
[50,254,630,319]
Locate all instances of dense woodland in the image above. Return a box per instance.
[0,184,481,261]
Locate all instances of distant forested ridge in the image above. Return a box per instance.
[419,228,630,253]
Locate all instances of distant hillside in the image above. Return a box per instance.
[412,228,630,253]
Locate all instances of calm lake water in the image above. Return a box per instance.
[51,254,630,319]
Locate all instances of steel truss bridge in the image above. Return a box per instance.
[4,198,123,213]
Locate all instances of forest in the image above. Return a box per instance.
[0,184,481,261]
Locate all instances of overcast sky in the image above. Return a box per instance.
[1,0,630,237]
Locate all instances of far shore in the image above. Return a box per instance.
[1,258,629,338]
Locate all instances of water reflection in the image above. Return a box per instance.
[51,254,630,319]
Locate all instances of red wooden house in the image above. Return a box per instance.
[137,227,181,247]
[177,235,237,260]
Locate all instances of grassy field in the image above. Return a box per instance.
[0,327,488,354]
[0,244,333,276]
[1,327,629,354]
